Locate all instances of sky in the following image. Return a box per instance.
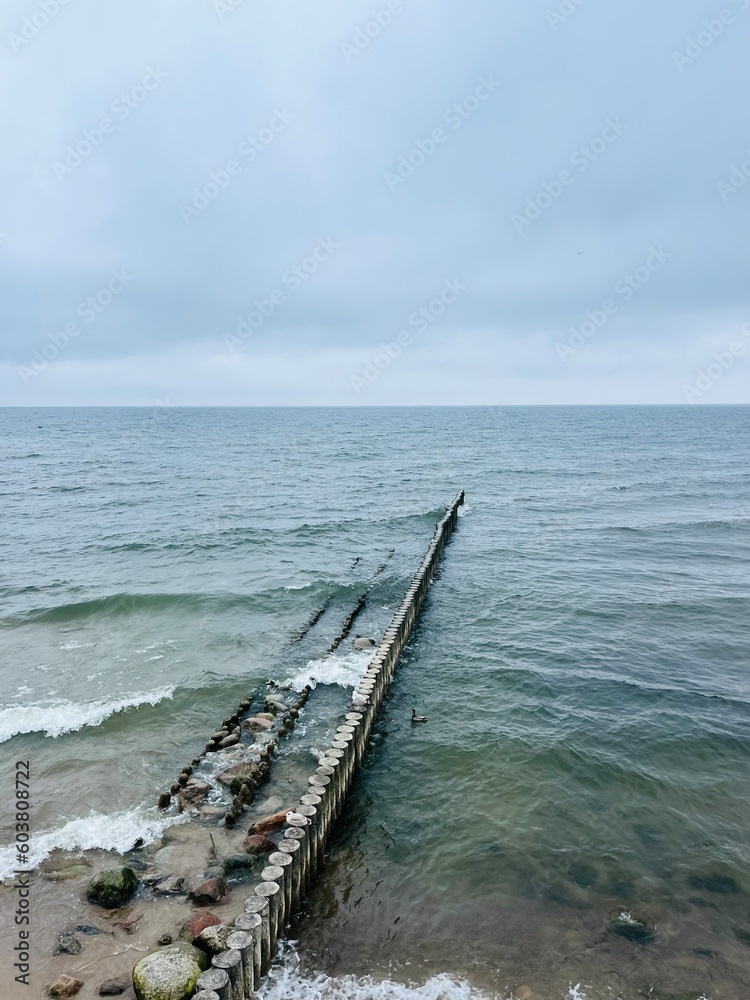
[0,0,748,405]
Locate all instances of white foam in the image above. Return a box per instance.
[0,806,188,882]
[0,687,175,743]
[282,649,372,692]
[567,985,589,1000]
[258,944,498,1000]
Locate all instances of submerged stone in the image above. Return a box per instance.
[98,978,131,996]
[132,943,209,1000]
[688,872,741,894]
[607,910,655,943]
[87,867,138,908]
[49,976,84,998]
[55,933,82,955]
[222,852,262,876]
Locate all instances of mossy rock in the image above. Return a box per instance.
[87,867,138,908]
[608,910,655,943]
[133,943,209,1000]
[221,853,262,877]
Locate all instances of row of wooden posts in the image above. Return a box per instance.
[193,492,465,1000]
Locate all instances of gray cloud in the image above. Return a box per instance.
[0,0,747,403]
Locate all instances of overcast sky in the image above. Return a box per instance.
[0,0,747,405]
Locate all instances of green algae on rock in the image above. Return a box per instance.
[87,867,138,908]
[132,942,209,1000]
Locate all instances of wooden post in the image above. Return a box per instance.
[212,950,244,1000]
[226,930,255,999]
[233,911,262,992]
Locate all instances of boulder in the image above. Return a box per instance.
[195,923,230,955]
[132,943,209,1000]
[244,716,273,732]
[50,976,84,998]
[265,697,288,712]
[353,636,375,649]
[216,761,261,794]
[178,781,210,812]
[180,911,221,944]
[243,833,277,854]
[98,978,131,996]
[256,712,275,722]
[187,876,230,906]
[222,853,262,876]
[87,867,138,908]
[250,807,291,835]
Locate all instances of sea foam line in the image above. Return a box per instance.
[282,649,372,692]
[258,943,498,1000]
[0,687,176,743]
[0,806,187,883]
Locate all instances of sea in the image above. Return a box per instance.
[0,405,748,1000]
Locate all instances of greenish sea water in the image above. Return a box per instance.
[1,406,748,1000]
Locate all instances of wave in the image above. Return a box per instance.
[0,806,187,883]
[0,584,362,628]
[0,688,175,743]
[258,943,496,1000]
[282,649,373,692]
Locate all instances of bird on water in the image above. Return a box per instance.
[411,708,427,723]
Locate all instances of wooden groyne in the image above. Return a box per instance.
[151,492,465,1000]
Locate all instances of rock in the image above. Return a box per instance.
[178,781,210,812]
[243,834,277,854]
[265,696,288,711]
[49,976,84,998]
[152,877,185,897]
[132,943,209,1000]
[250,807,291,835]
[218,734,239,748]
[256,712,275,722]
[187,876,230,906]
[75,924,109,935]
[87,867,138,908]
[55,933,82,955]
[157,792,172,809]
[99,978,131,996]
[158,934,172,946]
[607,910,655,943]
[688,872,741,894]
[180,912,221,943]
[195,923,230,955]
[244,716,273,732]
[216,761,261,794]
[151,846,178,867]
[222,853,262,877]
[353,636,375,649]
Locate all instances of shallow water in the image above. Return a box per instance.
[0,406,748,999]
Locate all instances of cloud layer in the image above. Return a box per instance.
[1,0,748,404]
